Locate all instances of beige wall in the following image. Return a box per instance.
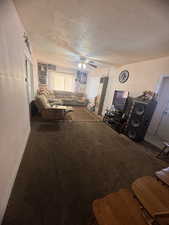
[33,57,38,93]
[99,56,169,141]
[0,0,35,222]
[88,67,116,114]
[92,57,169,141]
[86,75,100,101]
[103,56,169,111]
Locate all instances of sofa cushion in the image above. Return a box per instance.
[49,98,63,106]
[36,95,51,111]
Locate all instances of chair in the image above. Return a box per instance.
[93,189,148,225]
[35,95,65,120]
[132,176,169,225]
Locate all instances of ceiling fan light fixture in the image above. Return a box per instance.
[82,64,86,69]
[78,62,86,70]
[78,63,82,69]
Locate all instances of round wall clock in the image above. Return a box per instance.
[119,70,129,83]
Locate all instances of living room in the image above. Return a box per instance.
[1,0,169,225]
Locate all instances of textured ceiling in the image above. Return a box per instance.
[14,0,169,69]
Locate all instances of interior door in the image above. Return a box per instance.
[157,101,169,141]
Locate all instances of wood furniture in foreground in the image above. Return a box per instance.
[155,167,169,186]
[93,168,169,225]
[93,189,148,225]
[132,176,169,225]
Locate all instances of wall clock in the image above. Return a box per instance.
[119,70,129,83]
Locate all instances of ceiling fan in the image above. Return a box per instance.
[77,57,98,70]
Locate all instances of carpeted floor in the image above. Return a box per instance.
[2,107,168,225]
[66,107,100,121]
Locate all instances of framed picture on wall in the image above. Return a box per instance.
[76,71,88,84]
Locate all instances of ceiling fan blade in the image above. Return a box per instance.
[88,62,98,68]
[87,57,114,66]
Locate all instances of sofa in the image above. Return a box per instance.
[35,94,65,120]
[37,88,88,106]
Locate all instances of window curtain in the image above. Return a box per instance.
[48,71,75,92]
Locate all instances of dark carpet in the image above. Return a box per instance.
[2,108,168,225]
[66,107,100,121]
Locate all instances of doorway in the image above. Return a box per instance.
[25,56,34,118]
[95,76,109,115]
[145,76,169,148]
[25,56,34,103]
[156,76,169,141]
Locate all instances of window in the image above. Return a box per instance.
[48,72,74,92]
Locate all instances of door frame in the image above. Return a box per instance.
[25,56,34,103]
[153,75,169,135]
[155,74,169,94]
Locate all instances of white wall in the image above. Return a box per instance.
[102,67,117,114]
[110,57,169,125]
[32,56,38,96]
[27,56,38,100]
[0,0,34,222]
[86,75,100,102]
[87,68,116,112]
[100,57,169,113]
[86,68,118,113]
[99,56,169,142]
